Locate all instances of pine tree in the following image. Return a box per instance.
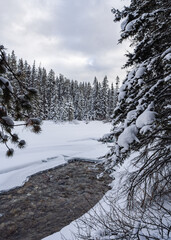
[65,100,75,121]
[0,45,41,157]
[73,82,81,120]
[109,0,171,180]
[57,74,65,104]
[7,51,18,118]
[41,68,48,120]
[63,78,71,102]
[36,66,44,119]
[29,61,38,117]
[108,83,115,119]
[50,79,58,121]
[46,69,56,120]
[8,50,17,74]
[30,61,37,87]
[24,60,31,89]
[92,77,102,120]
[84,82,92,121]
[113,76,119,109]
[100,0,171,238]
[77,83,86,120]
[100,75,109,120]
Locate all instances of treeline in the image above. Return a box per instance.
[6,51,119,121]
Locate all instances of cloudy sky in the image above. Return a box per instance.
[1,0,130,84]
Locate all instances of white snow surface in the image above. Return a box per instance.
[126,110,137,122]
[135,65,146,78]
[121,16,128,31]
[0,120,111,192]
[125,18,137,32]
[118,124,139,150]
[136,109,156,129]
[161,47,171,58]
[164,53,171,61]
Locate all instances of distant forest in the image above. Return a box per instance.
[7,51,120,122]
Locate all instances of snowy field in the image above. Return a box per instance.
[0,120,111,192]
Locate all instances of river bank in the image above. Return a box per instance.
[0,160,111,240]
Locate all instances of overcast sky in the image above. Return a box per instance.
[1,0,130,84]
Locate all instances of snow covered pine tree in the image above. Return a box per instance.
[81,1,171,239]
[0,46,41,156]
[111,0,171,198]
[108,0,170,237]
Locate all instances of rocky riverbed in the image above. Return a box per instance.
[0,160,111,240]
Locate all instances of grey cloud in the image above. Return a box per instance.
[0,0,130,83]
[23,0,120,54]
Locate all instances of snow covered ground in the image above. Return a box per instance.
[0,120,111,192]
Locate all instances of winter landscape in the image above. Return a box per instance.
[0,0,171,239]
[0,121,111,192]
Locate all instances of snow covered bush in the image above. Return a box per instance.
[79,0,171,239]
[0,45,41,156]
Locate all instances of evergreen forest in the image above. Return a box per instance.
[6,51,120,122]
